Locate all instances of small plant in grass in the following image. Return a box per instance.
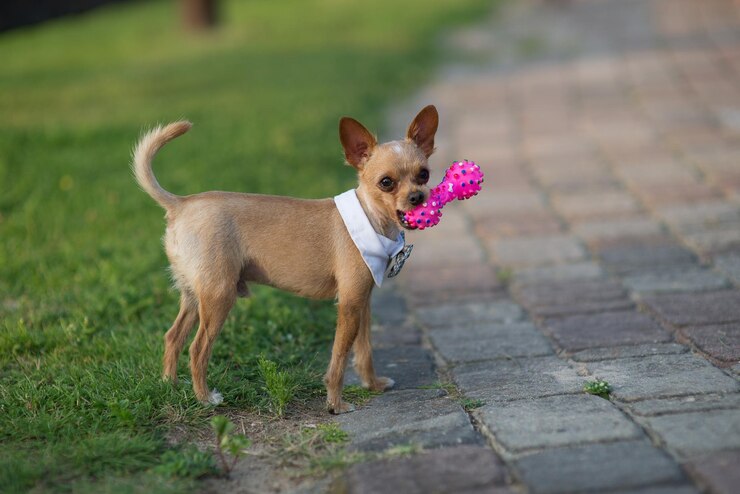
[258,355,296,417]
[211,415,252,476]
[583,379,611,398]
[496,268,513,286]
[460,397,485,411]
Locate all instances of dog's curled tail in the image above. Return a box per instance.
[132,121,192,211]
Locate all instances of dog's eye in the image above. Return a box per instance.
[378,177,394,190]
[418,169,429,183]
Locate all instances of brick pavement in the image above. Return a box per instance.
[332,1,740,493]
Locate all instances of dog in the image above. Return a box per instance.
[132,105,438,413]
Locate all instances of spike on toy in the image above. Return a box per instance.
[402,160,484,230]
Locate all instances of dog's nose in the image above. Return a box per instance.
[408,191,425,206]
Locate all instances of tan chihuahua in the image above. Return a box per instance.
[132,105,438,413]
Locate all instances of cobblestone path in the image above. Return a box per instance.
[333,1,740,493]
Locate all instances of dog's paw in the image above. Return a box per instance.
[162,374,178,385]
[328,401,356,415]
[366,376,395,392]
[208,389,224,406]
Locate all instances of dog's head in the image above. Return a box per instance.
[340,105,438,235]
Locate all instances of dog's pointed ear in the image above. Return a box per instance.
[340,117,377,170]
[406,105,438,158]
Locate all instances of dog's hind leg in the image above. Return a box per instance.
[189,287,236,404]
[163,294,199,384]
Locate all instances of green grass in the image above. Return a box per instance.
[0,0,491,491]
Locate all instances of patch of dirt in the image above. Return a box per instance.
[174,398,341,494]
[200,450,333,494]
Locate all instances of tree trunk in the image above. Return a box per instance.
[181,0,217,30]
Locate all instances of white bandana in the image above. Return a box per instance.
[334,189,405,287]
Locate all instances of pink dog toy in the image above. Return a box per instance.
[402,160,484,230]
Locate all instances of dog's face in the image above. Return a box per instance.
[340,105,439,232]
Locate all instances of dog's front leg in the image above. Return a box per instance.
[353,298,395,392]
[325,295,366,414]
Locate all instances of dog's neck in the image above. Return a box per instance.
[355,187,401,240]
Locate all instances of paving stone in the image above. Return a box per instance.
[585,353,739,401]
[371,287,407,327]
[531,298,636,318]
[478,394,642,452]
[512,261,604,285]
[353,1,740,490]
[572,217,663,242]
[514,279,633,317]
[534,165,615,192]
[529,155,606,175]
[591,121,655,150]
[476,211,563,237]
[629,393,740,417]
[570,343,689,362]
[552,190,640,221]
[371,322,422,347]
[682,225,740,254]
[543,311,671,351]
[336,389,479,452]
[408,235,486,267]
[400,263,501,298]
[337,446,511,494]
[597,240,697,275]
[469,190,546,214]
[525,137,594,161]
[553,190,638,221]
[405,290,502,308]
[641,290,740,326]
[606,486,699,494]
[656,201,740,228]
[686,450,740,494]
[484,167,534,191]
[492,235,586,267]
[644,409,740,459]
[622,267,730,294]
[616,160,698,187]
[680,322,740,363]
[514,440,685,494]
[344,347,435,391]
[429,322,554,363]
[635,182,721,208]
[415,300,524,328]
[714,253,740,285]
[453,356,583,403]
[705,174,740,201]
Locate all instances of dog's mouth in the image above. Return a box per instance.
[397,210,417,230]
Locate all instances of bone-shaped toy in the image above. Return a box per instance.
[402,160,484,230]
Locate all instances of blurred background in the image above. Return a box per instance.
[0,0,490,315]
